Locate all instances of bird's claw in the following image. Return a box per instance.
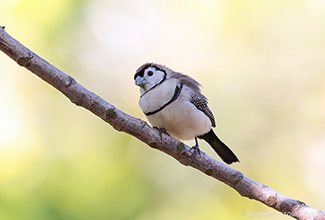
[190,144,201,156]
[153,127,169,140]
[153,127,168,134]
[190,137,201,157]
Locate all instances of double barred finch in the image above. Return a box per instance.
[134,63,239,164]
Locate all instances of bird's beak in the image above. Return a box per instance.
[135,76,149,91]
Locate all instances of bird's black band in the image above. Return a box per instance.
[144,84,183,116]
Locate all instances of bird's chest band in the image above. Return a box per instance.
[144,84,183,116]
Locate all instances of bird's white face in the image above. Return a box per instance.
[134,66,166,92]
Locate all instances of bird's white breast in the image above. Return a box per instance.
[139,80,212,140]
[139,78,178,114]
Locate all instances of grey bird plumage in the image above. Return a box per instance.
[134,63,239,164]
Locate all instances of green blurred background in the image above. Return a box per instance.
[1,0,325,219]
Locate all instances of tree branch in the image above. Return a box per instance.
[0,27,324,220]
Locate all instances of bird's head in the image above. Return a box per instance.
[134,63,171,92]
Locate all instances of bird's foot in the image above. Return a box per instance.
[153,127,168,134]
[190,137,201,157]
[153,127,169,140]
[190,144,201,157]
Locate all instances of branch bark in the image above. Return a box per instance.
[0,27,324,220]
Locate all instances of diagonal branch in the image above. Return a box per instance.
[0,27,324,220]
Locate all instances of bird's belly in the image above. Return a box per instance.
[147,100,212,140]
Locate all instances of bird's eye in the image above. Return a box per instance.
[147,71,153,76]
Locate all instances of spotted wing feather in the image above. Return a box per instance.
[190,93,216,127]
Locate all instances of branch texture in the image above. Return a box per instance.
[0,27,324,220]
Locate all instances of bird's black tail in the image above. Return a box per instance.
[198,129,239,164]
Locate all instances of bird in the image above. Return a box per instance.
[134,63,239,164]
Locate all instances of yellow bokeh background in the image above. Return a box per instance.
[1,0,325,219]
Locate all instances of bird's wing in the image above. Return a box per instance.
[190,92,216,127]
[171,71,216,127]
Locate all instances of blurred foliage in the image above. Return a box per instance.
[1,0,325,219]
